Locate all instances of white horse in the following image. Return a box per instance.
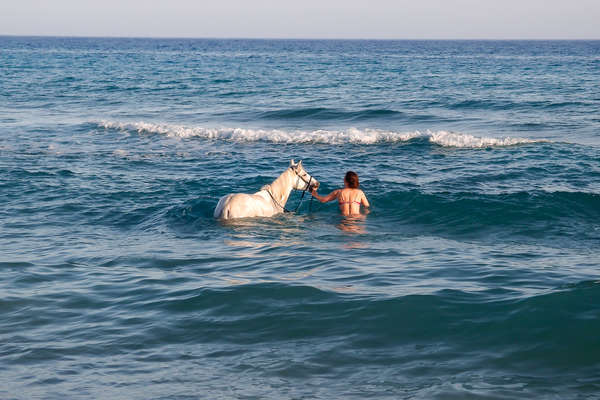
[214,160,319,220]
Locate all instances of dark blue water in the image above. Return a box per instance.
[1,37,600,399]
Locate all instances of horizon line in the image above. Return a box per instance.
[1,33,599,41]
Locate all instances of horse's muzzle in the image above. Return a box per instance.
[309,181,319,191]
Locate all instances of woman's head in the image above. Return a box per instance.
[344,171,359,188]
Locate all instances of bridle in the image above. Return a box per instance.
[265,166,314,213]
[293,167,313,187]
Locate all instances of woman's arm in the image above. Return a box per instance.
[311,189,339,203]
[361,191,370,208]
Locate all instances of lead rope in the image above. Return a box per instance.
[265,175,313,214]
[265,186,292,213]
[293,176,312,213]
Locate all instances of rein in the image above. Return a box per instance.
[293,175,312,213]
[265,167,313,214]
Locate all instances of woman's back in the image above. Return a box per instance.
[338,188,365,216]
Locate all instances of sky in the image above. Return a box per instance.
[1,0,599,39]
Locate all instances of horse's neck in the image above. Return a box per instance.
[268,168,295,206]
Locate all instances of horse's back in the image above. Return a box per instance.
[214,192,273,220]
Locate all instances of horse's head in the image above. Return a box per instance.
[290,159,319,191]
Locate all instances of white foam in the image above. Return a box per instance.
[97,121,545,148]
[429,131,541,148]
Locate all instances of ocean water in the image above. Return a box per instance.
[1,37,600,399]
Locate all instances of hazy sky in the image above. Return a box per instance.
[1,0,599,39]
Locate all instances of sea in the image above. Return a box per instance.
[1,37,599,399]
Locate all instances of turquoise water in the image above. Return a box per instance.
[1,37,600,399]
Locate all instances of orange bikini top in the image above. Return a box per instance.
[338,189,362,206]
[340,200,360,206]
[338,198,361,206]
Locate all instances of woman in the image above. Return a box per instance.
[311,171,370,216]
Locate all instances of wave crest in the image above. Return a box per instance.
[97,121,544,148]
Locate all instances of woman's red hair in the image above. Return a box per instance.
[345,171,359,188]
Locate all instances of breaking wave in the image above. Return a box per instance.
[97,121,546,148]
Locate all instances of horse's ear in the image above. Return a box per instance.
[290,159,296,167]
[297,160,303,168]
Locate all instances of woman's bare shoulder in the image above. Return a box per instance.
[359,189,369,201]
